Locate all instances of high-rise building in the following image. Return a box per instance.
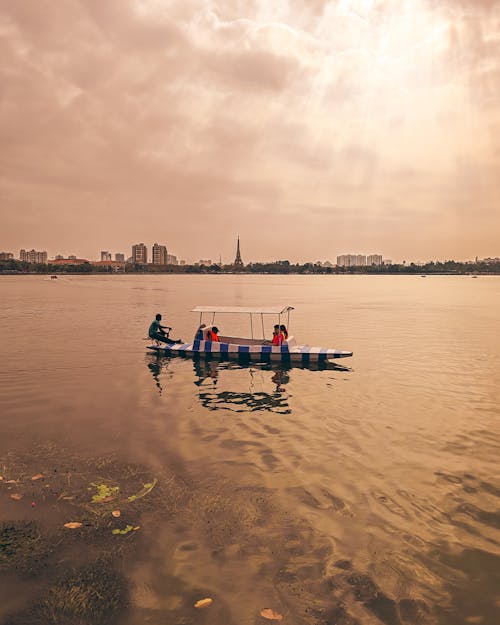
[152,243,167,265]
[115,253,125,262]
[101,251,112,261]
[367,254,383,266]
[20,249,48,264]
[0,252,14,261]
[166,253,178,265]
[234,236,244,269]
[132,243,148,264]
[336,254,367,267]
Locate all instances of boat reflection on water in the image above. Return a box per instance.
[146,354,351,414]
[193,359,292,414]
[146,358,174,396]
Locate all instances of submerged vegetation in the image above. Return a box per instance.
[0,448,166,625]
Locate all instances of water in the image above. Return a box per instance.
[0,274,499,625]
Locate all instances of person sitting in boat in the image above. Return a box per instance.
[195,323,206,340]
[272,325,284,345]
[280,324,288,340]
[148,313,182,344]
[204,326,220,342]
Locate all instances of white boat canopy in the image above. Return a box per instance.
[191,305,294,339]
[191,306,293,315]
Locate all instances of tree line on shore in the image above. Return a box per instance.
[1,258,499,274]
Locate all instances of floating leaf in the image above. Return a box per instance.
[127,479,158,502]
[112,510,121,518]
[0,475,3,481]
[6,480,18,484]
[112,524,134,535]
[260,608,284,621]
[90,482,119,503]
[133,525,140,531]
[31,473,44,481]
[194,598,213,609]
[10,493,23,501]
[64,522,83,529]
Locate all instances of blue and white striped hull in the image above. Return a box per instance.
[147,339,352,363]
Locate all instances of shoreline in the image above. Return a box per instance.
[1,271,499,276]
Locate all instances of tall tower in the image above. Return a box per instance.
[132,243,148,264]
[234,236,244,269]
[152,243,168,265]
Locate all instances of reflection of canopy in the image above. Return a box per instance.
[193,359,291,414]
[191,306,294,315]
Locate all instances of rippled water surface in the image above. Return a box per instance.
[0,275,499,625]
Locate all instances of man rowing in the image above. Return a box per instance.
[148,313,182,345]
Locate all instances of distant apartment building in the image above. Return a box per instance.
[20,249,48,264]
[51,257,88,265]
[481,257,500,264]
[179,260,186,266]
[115,253,125,262]
[55,255,64,260]
[92,260,125,271]
[132,243,148,264]
[198,259,212,267]
[336,254,366,267]
[101,251,112,261]
[0,252,14,260]
[151,243,167,265]
[166,253,178,265]
[68,255,77,260]
[367,254,383,266]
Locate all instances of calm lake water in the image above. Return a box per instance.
[0,275,499,625]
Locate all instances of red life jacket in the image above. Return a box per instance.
[272,332,284,345]
[206,329,220,342]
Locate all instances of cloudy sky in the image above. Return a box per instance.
[1,0,499,263]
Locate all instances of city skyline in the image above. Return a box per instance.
[1,239,494,267]
[1,2,499,263]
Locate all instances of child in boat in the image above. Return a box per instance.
[195,323,206,340]
[272,325,284,345]
[204,326,220,342]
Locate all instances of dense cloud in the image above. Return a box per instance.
[1,0,499,261]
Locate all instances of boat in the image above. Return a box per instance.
[146,305,353,364]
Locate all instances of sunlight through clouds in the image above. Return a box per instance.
[1,0,499,260]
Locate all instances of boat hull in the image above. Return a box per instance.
[147,339,352,363]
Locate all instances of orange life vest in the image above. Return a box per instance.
[272,332,284,345]
[206,329,220,342]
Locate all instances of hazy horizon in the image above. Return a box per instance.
[1,0,499,263]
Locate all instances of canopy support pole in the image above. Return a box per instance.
[250,314,254,339]
[261,314,265,340]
